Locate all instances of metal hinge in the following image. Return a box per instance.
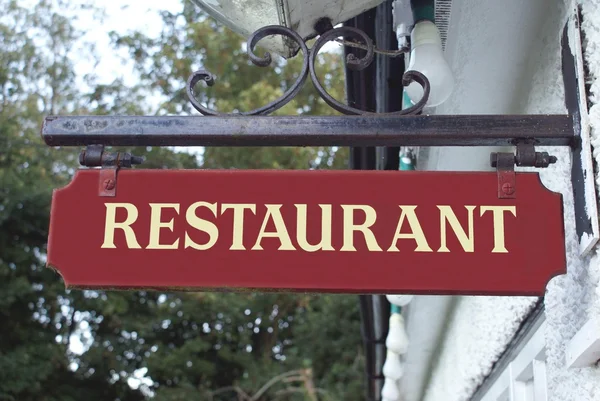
[490,142,557,199]
[79,145,143,197]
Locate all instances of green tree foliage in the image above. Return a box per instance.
[0,0,364,400]
[0,1,146,399]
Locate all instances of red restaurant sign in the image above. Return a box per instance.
[47,169,565,296]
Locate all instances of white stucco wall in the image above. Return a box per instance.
[542,1,600,400]
[402,0,600,400]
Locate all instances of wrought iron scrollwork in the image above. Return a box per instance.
[310,26,430,115]
[187,26,309,116]
[187,24,430,116]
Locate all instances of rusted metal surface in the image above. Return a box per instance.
[98,168,117,197]
[79,144,143,168]
[490,142,557,199]
[80,144,141,197]
[493,153,517,199]
[42,114,575,147]
[515,142,557,168]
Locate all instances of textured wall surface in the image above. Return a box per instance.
[413,0,600,400]
[420,298,538,401]
[540,1,600,400]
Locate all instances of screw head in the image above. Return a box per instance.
[103,179,115,190]
[502,182,514,195]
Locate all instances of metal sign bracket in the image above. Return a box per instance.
[493,153,516,199]
[78,145,143,197]
[98,167,118,197]
[491,142,557,199]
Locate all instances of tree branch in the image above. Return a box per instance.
[207,385,250,401]
[250,370,304,401]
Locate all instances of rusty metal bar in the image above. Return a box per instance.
[42,114,575,148]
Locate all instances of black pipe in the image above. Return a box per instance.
[374,0,404,169]
[345,7,378,172]
[344,4,392,401]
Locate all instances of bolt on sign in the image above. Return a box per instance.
[47,169,565,296]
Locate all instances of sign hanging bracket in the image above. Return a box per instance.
[490,141,557,199]
[78,144,144,197]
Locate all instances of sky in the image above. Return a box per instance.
[72,0,183,87]
[68,0,340,89]
[68,0,203,158]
